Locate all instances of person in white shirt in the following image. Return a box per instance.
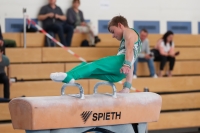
[153,31,179,77]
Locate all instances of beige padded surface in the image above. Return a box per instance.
[9,92,162,130]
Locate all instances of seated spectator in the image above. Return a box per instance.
[133,29,157,78]
[0,25,6,54]
[152,31,179,77]
[38,0,73,47]
[66,0,101,46]
[0,46,10,100]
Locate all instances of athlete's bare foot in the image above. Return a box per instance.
[118,88,130,93]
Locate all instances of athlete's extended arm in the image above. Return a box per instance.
[119,29,138,93]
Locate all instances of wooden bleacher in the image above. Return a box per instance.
[6,48,42,63]
[5,47,200,80]
[149,111,200,130]
[2,33,21,47]
[1,33,200,133]
[89,76,200,93]
[6,61,200,80]
[5,47,200,64]
[0,103,10,121]
[137,61,200,76]
[161,92,200,110]
[135,76,200,130]
[0,124,24,133]
[64,61,200,77]
[148,34,200,47]
[42,47,118,62]
[10,63,65,80]
[3,33,200,47]
[0,80,89,100]
[3,33,88,47]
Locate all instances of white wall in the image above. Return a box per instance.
[0,0,200,34]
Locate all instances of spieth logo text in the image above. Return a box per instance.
[81,111,121,124]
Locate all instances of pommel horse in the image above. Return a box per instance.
[9,82,162,133]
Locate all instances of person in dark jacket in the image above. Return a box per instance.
[66,0,100,46]
[38,0,74,46]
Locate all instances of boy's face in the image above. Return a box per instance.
[109,24,123,41]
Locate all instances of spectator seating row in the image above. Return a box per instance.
[6,61,200,80]
[3,33,200,47]
[6,47,200,63]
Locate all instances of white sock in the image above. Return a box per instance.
[50,72,67,82]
